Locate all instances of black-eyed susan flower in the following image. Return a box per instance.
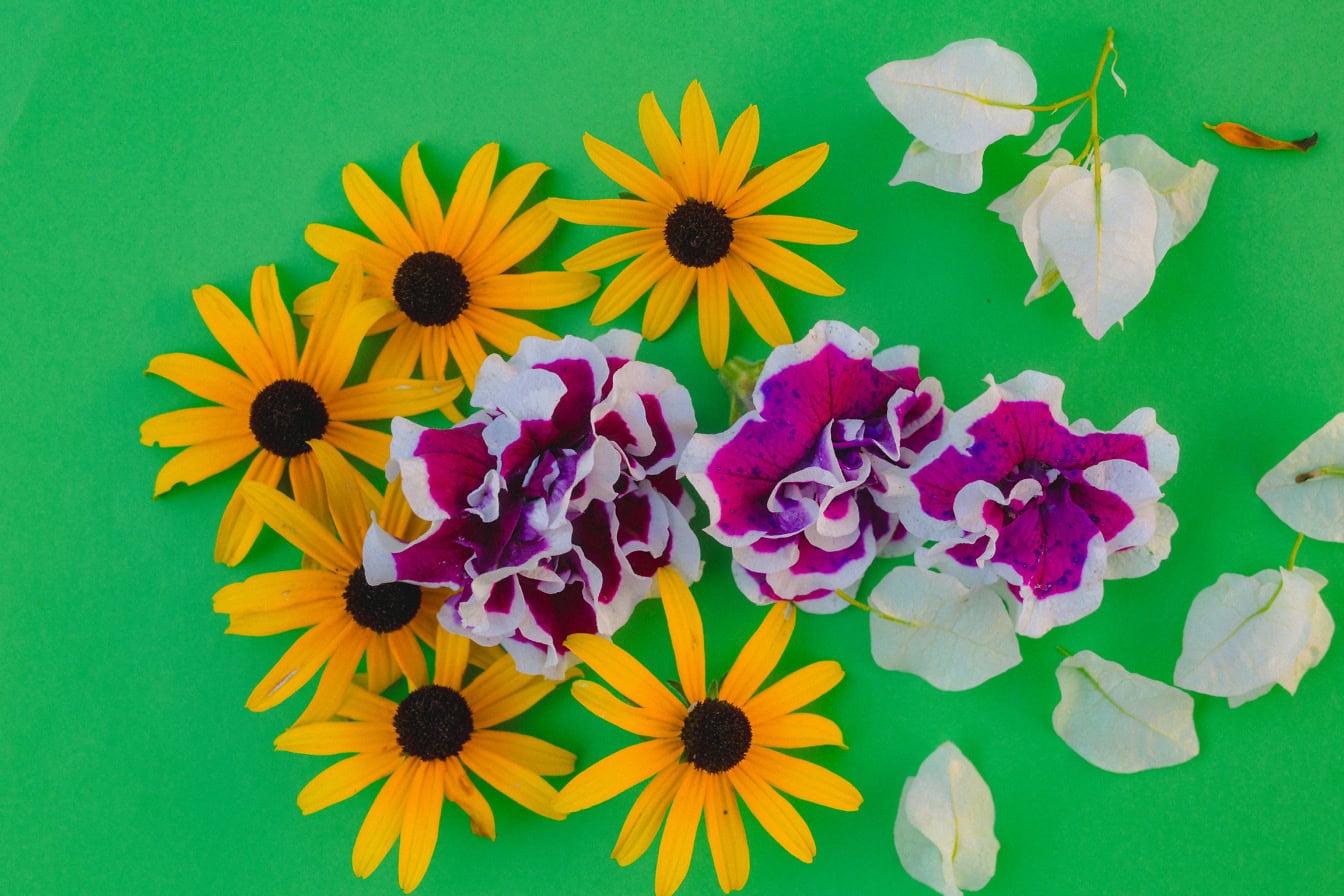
[555,568,861,895]
[141,262,462,565]
[302,143,601,389]
[551,81,857,369]
[276,625,575,892]
[214,440,484,722]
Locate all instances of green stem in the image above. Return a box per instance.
[1287,532,1305,572]
[1294,465,1344,483]
[836,589,912,626]
[1056,645,1074,658]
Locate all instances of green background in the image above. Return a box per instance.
[4,1,1342,893]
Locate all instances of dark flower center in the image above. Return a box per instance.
[394,685,474,760]
[248,379,329,457]
[393,251,471,326]
[681,698,752,773]
[342,565,422,633]
[664,199,734,268]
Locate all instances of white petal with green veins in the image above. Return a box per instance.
[894,741,998,896]
[1256,414,1344,542]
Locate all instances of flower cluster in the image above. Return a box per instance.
[364,331,701,678]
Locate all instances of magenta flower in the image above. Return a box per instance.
[680,321,944,611]
[891,371,1178,636]
[363,331,700,677]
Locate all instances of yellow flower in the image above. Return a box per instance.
[276,625,575,893]
[141,263,461,565]
[213,440,488,722]
[302,143,600,389]
[555,568,861,895]
[551,81,857,369]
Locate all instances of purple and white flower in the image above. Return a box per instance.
[680,321,944,611]
[363,331,700,678]
[891,371,1178,637]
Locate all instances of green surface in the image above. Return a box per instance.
[3,1,1342,893]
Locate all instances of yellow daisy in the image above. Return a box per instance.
[551,81,857,369]
[302,142,601,389]
[276,624,575,893]
[141,262,462,565]
[555,568,861,896]
[213,439,485,722]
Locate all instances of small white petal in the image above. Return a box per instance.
[1256,413,1344,542]
[894,742,998,896]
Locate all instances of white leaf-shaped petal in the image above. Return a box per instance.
[894,742,998,896]
[1256,413,1344,542]
[1039,166,1158,339]
[1106,501,1178,579]
[1053,650,1199,774]
[1025,104,1083,157]
[1018,163,1089,304]
[1100,135,1217,245]
[1174,568,1328,705]
[988,148,1073,239]
[869,567,1022,691]
[868,38,1036,155]
[891,141,986,193]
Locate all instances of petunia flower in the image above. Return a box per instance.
[889,370,1178,637]
[275,624,574,893]
[302,143,600,388]
[551,81,856,369]
[213,440,496,722]
[141,262,461,565]
[364,331,700,678]
[555,568,862,896]
[681,321,944,610]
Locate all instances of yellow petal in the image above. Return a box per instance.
[747,746,862,811]
[326,378,461,421]
[469,677,559,730]
[342,161,422,257]
[444,757,496,839]
[145,352,257,410]
[400,143,444,250]
[732,215,857,245]
[710,105,760,207]
[462,306,554,357]
[365,634,398,696]
[445,319,489,390]
[570,680,684,739]
[696,263,731,369]
[725,764,815,862]
[388,628,429,691]
[470,271,599,311]
[440,142,500,258]
[422,324,452,383]
[433,625,470,690]
[638,91,688,197]
[458,739,566,819]
[223,596,343,637]
[565,633,686,720]
[377,473,424,542]
[589,247,678,325]
[338,685,399,723]
[613,762,689,866]
[287,449,327,532]
[295,261,363,387]
[729,235,844,297]
[214,450,284,566]
[250,264,298,378]
[352,759,415,879]
[583,133,683,210]
[297,748,402,815]
[462,201,558,281]
[559,229,664,273]
[719,602,795,705]
[305,296,400,397]
[305,223,403,281]
[276,720,398,756]
[369,323,423,380]
[398,760,444,893]
[298,626,373,724]
[246,615,352,712]
[308,439,378,555]
[459,654,548,722]
[552,738,683,814]
[192,283,279,387]
[654,768,708,896]
[722,252,792,347]
[641,263,697,341]
[704,772,750,892]
[468,729,575,777]
[724,143,828,219]
[550,197,666,229]
[657,568,706,703]
[742,660,844,724]
[141,407,249,450]
[324,421,392,469]
[461,162,549,266]
[679,81,719,201]
[213,569,343,615]
[749,712,845,750]
[239,480,355,571]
